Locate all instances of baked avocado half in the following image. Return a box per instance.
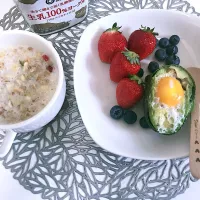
[144,65,196,135]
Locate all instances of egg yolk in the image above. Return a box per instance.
[156,77,184,107]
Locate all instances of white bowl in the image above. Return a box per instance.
[0,30,66,157]
[74,9,200,160]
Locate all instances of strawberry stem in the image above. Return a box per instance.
[105,22,122,32]
[122,48,140,65]
[129,74,143,85]
[140,25,159,36]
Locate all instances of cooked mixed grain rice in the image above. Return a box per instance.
[0,45,58,124]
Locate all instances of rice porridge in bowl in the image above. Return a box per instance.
[0,45,58,124]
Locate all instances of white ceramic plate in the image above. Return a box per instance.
[74,9,200,160]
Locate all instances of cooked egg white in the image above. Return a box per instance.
[151,72,185,133]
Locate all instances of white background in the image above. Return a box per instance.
[0,0,200,199]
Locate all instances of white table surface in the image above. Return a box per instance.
[0,0,200,199]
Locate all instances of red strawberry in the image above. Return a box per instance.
[110,49,141,83]
[116,76,144,109]
[128,26,158,60]
[98,23,127,63]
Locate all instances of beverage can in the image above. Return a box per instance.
[15,0,88,35]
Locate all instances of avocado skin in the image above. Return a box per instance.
[144,74,157,133]
[144,65,196,135]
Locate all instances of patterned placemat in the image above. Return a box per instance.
[0,0,199,200]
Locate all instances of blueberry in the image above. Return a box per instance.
[174,55,180,65]
[156,38,159,47]
[137,68,144,78]
[169,35,180,45]
[139,117,149,129]
[165,55,180,65]
[155,49,167,61]
[110,105,124,120]
[166,45,178,55]
[158,38,169,48]
[148,61,159,73]
[123,110,137,124]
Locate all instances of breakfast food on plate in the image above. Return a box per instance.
[155,35,180,65]
[0,45,58,124]
[110,49,141,82]
[158,38,169,48]
[165,55,180,65]
[169,35,180,45]
[139,116,149,129]
[156,38,159,47]
[155,49,167,61]
[116,75,144,109]
[128,26,158,60]
[148,61,159,73]
[110,105,138,125]
[166,45,178,55]
[110,105,124,120]
[98,23,193,133]
[137,68,144,78]
[123,110,137,124]
[144,65,195,135]
[98,23,127,63]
